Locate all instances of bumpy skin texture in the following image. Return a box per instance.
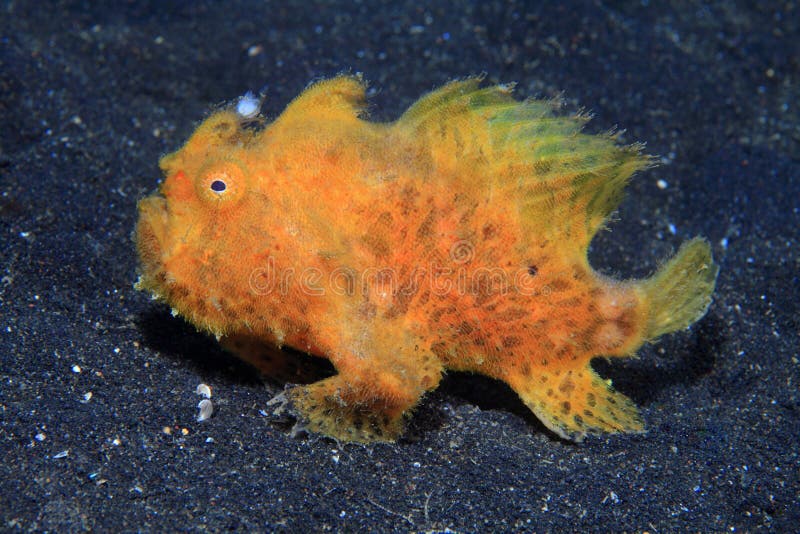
[135,76,718,443]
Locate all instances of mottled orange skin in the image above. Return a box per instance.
[136,76,717,442]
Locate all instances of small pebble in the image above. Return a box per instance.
[197,399,214,422]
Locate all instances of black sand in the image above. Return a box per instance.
[1,1,798,531]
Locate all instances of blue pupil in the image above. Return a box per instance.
[210,179,226,193]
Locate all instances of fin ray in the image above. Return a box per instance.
[274,75,367,127]
[641,238,719,340]
[393,80,651,246]
[507,366,645,442]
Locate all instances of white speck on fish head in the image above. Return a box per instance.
[236,91,260,119]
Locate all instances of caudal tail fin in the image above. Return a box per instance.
[641,238,719,340]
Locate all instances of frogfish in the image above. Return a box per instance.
[135,75,718,443]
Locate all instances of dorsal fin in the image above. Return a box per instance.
[273,75,367,127]
[394,79,652,248]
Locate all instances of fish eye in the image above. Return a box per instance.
[210,179,227,193]
[196,161,247,206]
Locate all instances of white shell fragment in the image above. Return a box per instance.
[195,383,212,399]
[236,91,260,119]
[197,399,214,422]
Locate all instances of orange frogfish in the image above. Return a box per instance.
[135,75,718,442]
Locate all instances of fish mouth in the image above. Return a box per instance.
[135,193,169,288]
